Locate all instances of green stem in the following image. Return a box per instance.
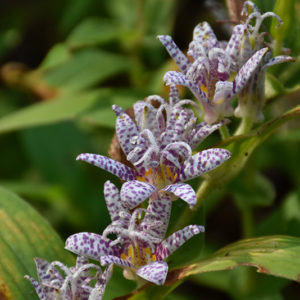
[235,116,253,136]
[219,124,230,140]
[239,204,254,239]
[173,179,213,231]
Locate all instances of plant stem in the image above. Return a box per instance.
[219,124,230,140]
[235,116,253,135]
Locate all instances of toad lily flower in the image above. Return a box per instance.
[231,1,295,122]
[65,181,204,286]
[25,256,112,300]
[158,23,269,123]
[77,98,231,208]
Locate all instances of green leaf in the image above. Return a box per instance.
[66,18,121,49]
[0,89,110,135]
[167,235,300,283]
[0,186,74,300]
[39,43,71,70]
[256,191,300,236]
[43,49,130,92]
[231,172,275,207]
[81,89,149,128]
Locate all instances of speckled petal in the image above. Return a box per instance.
[193,22,218,50]
[226,24,251,69]
[136,261,168,285]
[65,232,122,260]
[100,255,134,269]
[155,225,205,261]
[190,120,228,149]
[76,153,137,181]
[163,183,196,207]
[120,180,156,209]
[89,265,113,300]
[262,55,294,70]
[158,35,191,74]
[232,47,268,96]
[24,276,53,300]
[141,193,172,240]
[114,106,140,157]
[179,148,231,181]
[34,258,63,285]
[163,71,209,104]
[104,181,127,223]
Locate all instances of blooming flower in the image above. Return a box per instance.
[158,1,293,124]
[158,28,268,123]
[77,90,231,209]
[25,256,112,300]
[65,181,204,286]
[232,1,294,122]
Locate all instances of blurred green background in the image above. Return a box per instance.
[0,0,300,299]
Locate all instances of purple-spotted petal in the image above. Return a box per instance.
[104,181,127,223]
[89,264,113,300]
[76,153,137,181]
[158,35,191,74]
[163,71,209,104]
[114,108,140,157]
[155,225,205,261]
[100,255,134,269]
[226,24,251,70]
[190,120,229,149]
[120,180,156,209]
[24,276,52,300]
[34,258,62,284]
[163,183,196,207]
[136,261,168,285]
[262,55,295,71]
[192,22,218,51]
[65,232,122,260]
[232,47,268,96]
[141,193,172,240]
[179,148,231,181]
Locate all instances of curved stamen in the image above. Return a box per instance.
[160,150,181,169]
[165,141,192,158]
[208,48,232,74]
[48,261,72,277]
[242,1,259,16]
[254,12,282,34]
[174,99,202,115]
[133,145,158,167]
[140,129,158,147]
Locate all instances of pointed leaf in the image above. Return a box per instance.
[0,89,110,135]
[0,186,74,300]
[167,235,300,284]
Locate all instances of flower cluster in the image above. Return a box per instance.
[159,1,293,124]
[26,2,293,299]
[66,85,231,287]
[25,256,112,300]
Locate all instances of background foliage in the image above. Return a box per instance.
[0,0,300,299]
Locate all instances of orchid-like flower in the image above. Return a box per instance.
[158,1,293,124]
[158,26,268,123]
[25,256,112,300]
[77,94,231,208]
[65,181,204,286]
[231,1,295,122]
